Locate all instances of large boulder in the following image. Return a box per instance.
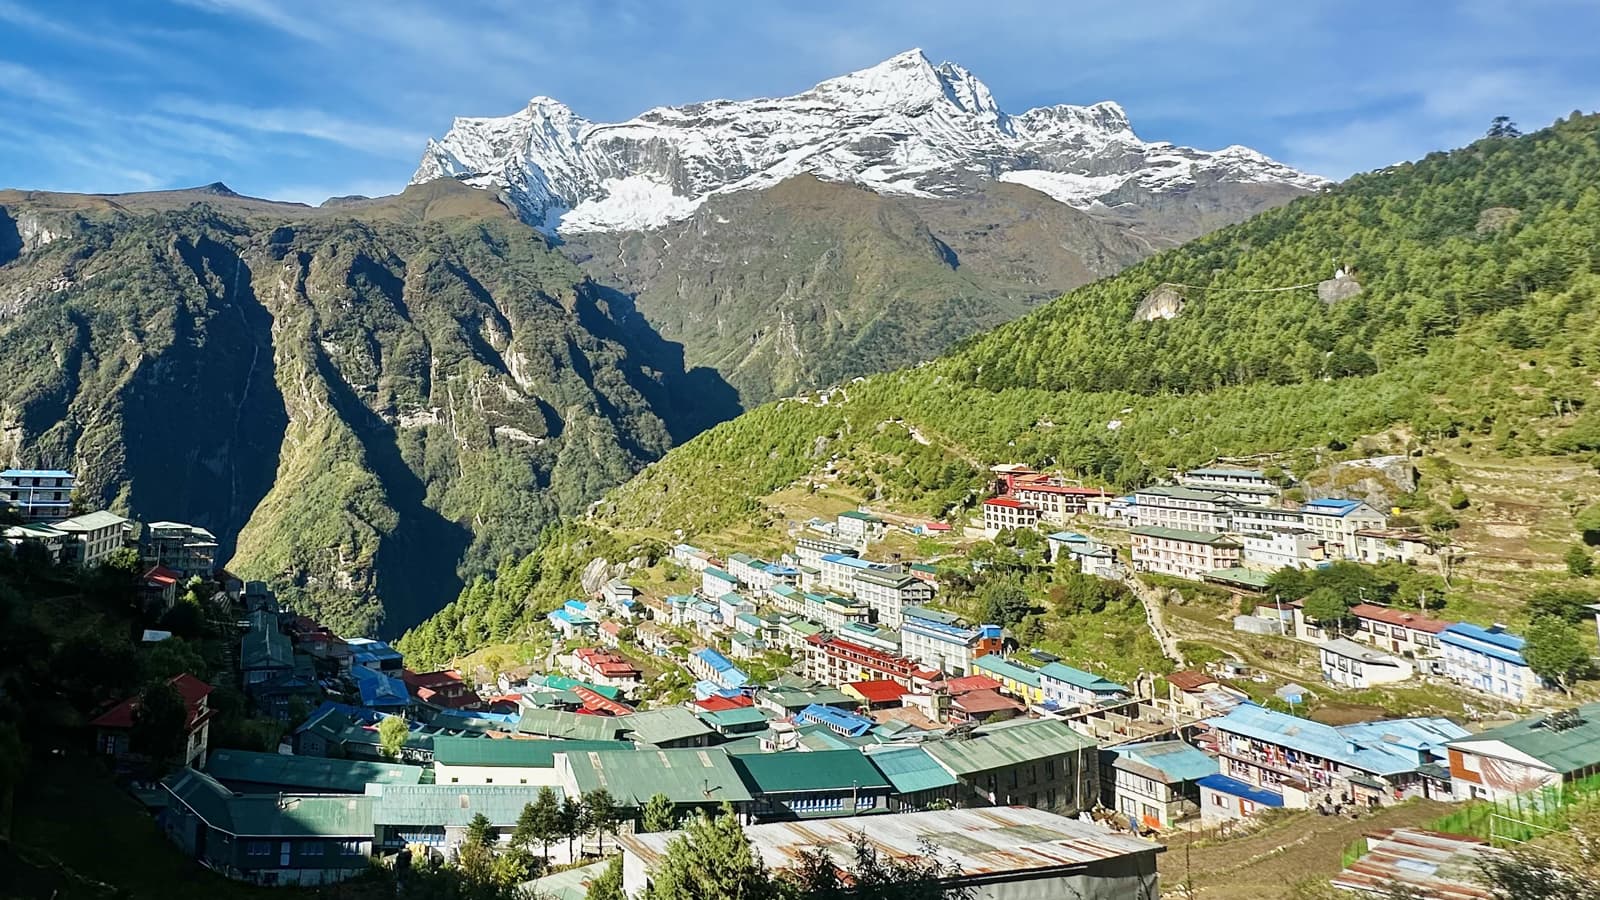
[1135,283,1185,321]
[1317,275,1362,304]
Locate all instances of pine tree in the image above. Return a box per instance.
[1486,115,1522,138]
[377,715,409,761]
[583,788,619,856]
[560,795,583,861]
[586,855,626,900]
[641,792,679,833]
[639,805,776,900]
[530,786,561,863]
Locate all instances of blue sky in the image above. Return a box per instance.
[2,0,1596,204]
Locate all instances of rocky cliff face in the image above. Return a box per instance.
[0,181,734,635]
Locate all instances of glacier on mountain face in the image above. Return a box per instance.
[412,49,1326,234]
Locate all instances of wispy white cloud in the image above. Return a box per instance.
[0,1,157,58]
[154,98,428,157]
[0,60,81,106]
[168,0,329,42]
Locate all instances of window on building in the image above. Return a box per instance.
[302,841,324,856]
[247,841,272,857]
[339,840,364,856]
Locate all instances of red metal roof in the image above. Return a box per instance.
[694,694,754,712]
[952,689,1026,714]
[982,496,1031,509]
[845,680,907,703]
[90,673,214,729]
[142,565,182,587]
[1348,603,1450,634]
[1167,670,1218,691]
[932,674,1004,696]
[574,686,633,716]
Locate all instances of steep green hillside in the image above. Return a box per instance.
[0,181,735,635]
[401,113,1600,661]
[563,174,1245,405]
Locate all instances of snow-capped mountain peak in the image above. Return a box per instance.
[411,50,1326,233]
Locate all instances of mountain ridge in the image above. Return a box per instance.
[411,48,1326,233]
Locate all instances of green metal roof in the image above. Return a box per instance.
[731,749,890,795]
[524,861,611,900]
[241,610,294,670]
[620,707,715,745]
[163,768,375,837]
[533,674,623,701]
[565,748,752,806]
[1206,567,1273,588]
[1135,485,1230,502]
[368,783,563,827]
[866,746,959,794]
[760,688,855,710]
[1451,703,1600,775]
[206,749,422,792]
[921,719,1095,776]
[1130,525,1239,546]
[838,510,882,522]
[696,707,771,728]
[973,655,1041,689]
[431,736,633,768]
[516,708,628,741]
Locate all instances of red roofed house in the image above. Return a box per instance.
[90,673,215,769]
[693,693,755,713]
[982,496,1040,537]
[842,679,907,709]
[402,670,483,711]
[141,565,182,613]
[803,634,942,690]
[1011,476,1114,524]
[1346,604,1450,673]
[598,620,625,649]
[1166,669,1248,718]
[573,648,643,688]
[950,688,1025,724]
[574,685,634,717]
[932,674,1005,696]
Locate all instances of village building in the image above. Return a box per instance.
[1240,528,1326,571]
[981,495,1040,536]
[1165,670,1248,718]
[1107,740,1218,829]
[0,468,74,521]
[850,567,932,628]
[1352,529,1440,566]
[671,542,714,573]
[1446,704,1600,802]
[1010,478,1113,524]
[1176,467,1283,505]
[803,634,940,690]
[619,707,716,748]
[1300,498,1389,556]
[160,769,376,885]
[1439,622,1542,701]
[1132,486,1234,533]
[1129,526,1242,580]
[1228,504,1307,533]
[402,669,483,711]
[53,510,131,568]
[732,749,893,822]
[922,718,1100,816]
[205,748,423,794]
[141,521,219,577]
[1319,638,1415,688]
[141,564,183,612]
[688,647,749,693]
[898,605,1001,677]
[1199,705,1464,812]
[835,509,887,545]
[699,565,739,600]
[600,577,637,608]
[816,552,887,594]
[617,806,1161,900]
[1331,828,1500,899]
[346,638,404,673]
[558,747,753,823]
[92,673,215,770]
[972,655,1045,706]
[793,536,856,570]
[1038,662,1128,710]
[3,521,68,562]
[570,648,643,689]
[866,745,962,810]
[1046,531,1119,578]
[369,782,571,861]
[1345,603,1449,673]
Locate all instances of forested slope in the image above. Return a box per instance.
[0,181,734,635]
[399,113,1600,664]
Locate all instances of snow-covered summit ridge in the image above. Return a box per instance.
[411,49,1327,233]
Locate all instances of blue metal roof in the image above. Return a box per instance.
[1047,531,1091,543]
[1440,623,1528,666]
[1197,774,1285,807]
[1302,498,1365,516]
[820,554,881,570]
[693,647,736,672]
[795,703,874,737]
[353,666,410,708]
[1,468,73,478]
[1205,705,1466,777]
[1114,741,1219,783]
[704,566,738,582]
